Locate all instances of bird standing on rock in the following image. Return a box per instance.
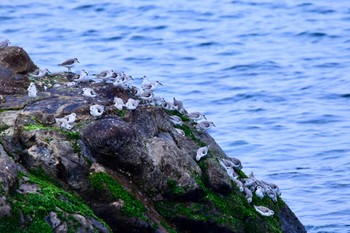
[58,58,79,72]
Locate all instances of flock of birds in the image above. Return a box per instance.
[0,39,281,218]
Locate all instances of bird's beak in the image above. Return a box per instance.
[203,115,207,120]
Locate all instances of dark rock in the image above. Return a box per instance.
[0,46,37,73]
[82,116,150,175]
[95,203,154,233]
[125,107,173,138]
[0,144,17,194]
[0,66,30,95]
[45,211,62,229]
[279,205,307,233]
[204,158,232,195]
[0,196,11,219]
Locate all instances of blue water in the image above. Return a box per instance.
[1,0,350,232]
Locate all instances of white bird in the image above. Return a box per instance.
[169,115,183,126]
[138,89,154,101]
[196,145,210,161]
[232,178,244,192]
[113,97,125,110]
[195,121,215,131]
[90,104,104,117]
[0,39,9,49]
[219,158,242,171]
[255,186,265,199]
[174,128,185,136]
[173,97,183,110]
[161,99,175,110]
[56,120,73,130]
[218,159,238,180]
[266,187,277,202]
[261,181,281,197]
[58,58,79,72]
[125,98,140,110]
[82,88,97,98]
[113,72,133,88]
[27,82,37,98]
[186,112,206,121]
[141,76,162,91]
[74,69,90,82]
[226,167,239,181]
[29,68,50,78]
[254,205,274,217]
[63,113,77,124]
[94,70,116,79]
[244,186,253,203]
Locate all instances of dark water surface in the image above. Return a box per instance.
[1,0,350,232]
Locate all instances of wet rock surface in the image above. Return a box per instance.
[0,47,306,233]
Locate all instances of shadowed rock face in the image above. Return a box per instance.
[0,47,306,233]
[0,46,37,73]
[0,46,36,95]
[82,117,149,174]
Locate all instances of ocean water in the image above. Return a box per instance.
[1,0,350,232]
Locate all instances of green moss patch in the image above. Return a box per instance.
[114,109,127,118]
[0,171,110,233]
[156,175,282,233]
[89,172,147,221]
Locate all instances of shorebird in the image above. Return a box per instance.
[161,99,175,110]
[58,58,79,72]
[125,98,140,110]
[62,113,77,124]
[195,121,215,131]
[29,68,50,78]
[186,112,206,121]
[141,76,162,91]
[113,97,125,110]
[82,88,97,98]
[244,186,253,203]
[56,119,73,130]
[94,70,116,79]
[255,186,265,199]
[232,178,244,192]
[90,104,104,117]
[174,128,185,136]
[27,82,37,98]
[266,187,277,202]
[74,69,90,82]
[196,145,210,161]
[254,205,274,217]
[169,115,183,126]
[55,113,76,130]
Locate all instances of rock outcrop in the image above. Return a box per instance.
[0,46,306,232]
